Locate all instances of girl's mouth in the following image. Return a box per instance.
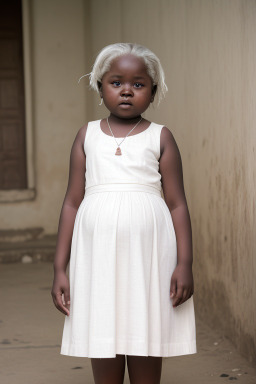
[119,102,132,106]
[119,103,133,108]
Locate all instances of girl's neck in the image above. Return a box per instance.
[107,114,143,126]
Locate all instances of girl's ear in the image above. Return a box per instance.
[151,84,157,102]
[97,81,102,96]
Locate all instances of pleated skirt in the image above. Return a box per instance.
[60,183,197,358]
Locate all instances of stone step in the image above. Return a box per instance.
[0,234,57,263]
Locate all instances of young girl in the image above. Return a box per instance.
[51,43,197,384]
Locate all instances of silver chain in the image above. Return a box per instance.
[106,117,143,147]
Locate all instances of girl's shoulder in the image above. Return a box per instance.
[151,122,175,139]
[150,121,169,137]
[78,120,102,151]
[77,119,100,137]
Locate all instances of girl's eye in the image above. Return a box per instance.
[111,81,143,88]
[112,81,121,86]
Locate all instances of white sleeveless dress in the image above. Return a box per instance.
[60,119,197,358]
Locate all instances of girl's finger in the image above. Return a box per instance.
[172,286,183,307]
[180,288,188,305]
[55,293,70,315]
[63,289,71,313]
[170,278,177,298]
[52,295,66,315]
[187,287,192,300]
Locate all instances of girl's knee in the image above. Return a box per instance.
[126,355,162,384]
[91,354,126,384]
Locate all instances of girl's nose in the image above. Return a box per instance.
[121,85,133,97]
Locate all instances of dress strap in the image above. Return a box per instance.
[84,120,100,151]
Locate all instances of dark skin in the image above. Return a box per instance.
[51,54,194,384]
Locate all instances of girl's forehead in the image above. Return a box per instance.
[107,54,149,76]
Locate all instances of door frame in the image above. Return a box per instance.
[0,0,35,203]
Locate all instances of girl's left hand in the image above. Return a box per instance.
[170,263,194,308]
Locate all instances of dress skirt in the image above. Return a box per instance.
[60,183,197,358]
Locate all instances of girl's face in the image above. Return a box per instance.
[99,54,157,120]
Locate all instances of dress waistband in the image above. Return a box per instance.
[84,183,162,197]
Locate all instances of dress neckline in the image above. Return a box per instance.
[99,119,153,139]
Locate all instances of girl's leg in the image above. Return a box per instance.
[127,355,162,384]
[91,354,126,384]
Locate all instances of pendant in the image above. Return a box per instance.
[115,147,122,155]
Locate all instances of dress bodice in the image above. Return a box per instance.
[83,119,164,192]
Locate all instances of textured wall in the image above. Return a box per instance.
[0,0,255,363]
[88,0,256,363]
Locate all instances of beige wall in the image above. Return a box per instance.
[89,0,256,362]
[0,0,255,363]
[0,0,88,232]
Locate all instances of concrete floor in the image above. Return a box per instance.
[1,262,256,384]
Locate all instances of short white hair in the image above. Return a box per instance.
[79,43,168,106]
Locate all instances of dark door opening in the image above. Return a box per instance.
[0,0,27,190]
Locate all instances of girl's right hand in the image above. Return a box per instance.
[51,270,70,316]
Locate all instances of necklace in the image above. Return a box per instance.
[106,117,143,155]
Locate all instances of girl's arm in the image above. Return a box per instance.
[159,126,194,308]
[51,124,87,315]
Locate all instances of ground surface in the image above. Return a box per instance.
[0,262,255,384]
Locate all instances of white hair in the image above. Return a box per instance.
[78,43,168,106]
